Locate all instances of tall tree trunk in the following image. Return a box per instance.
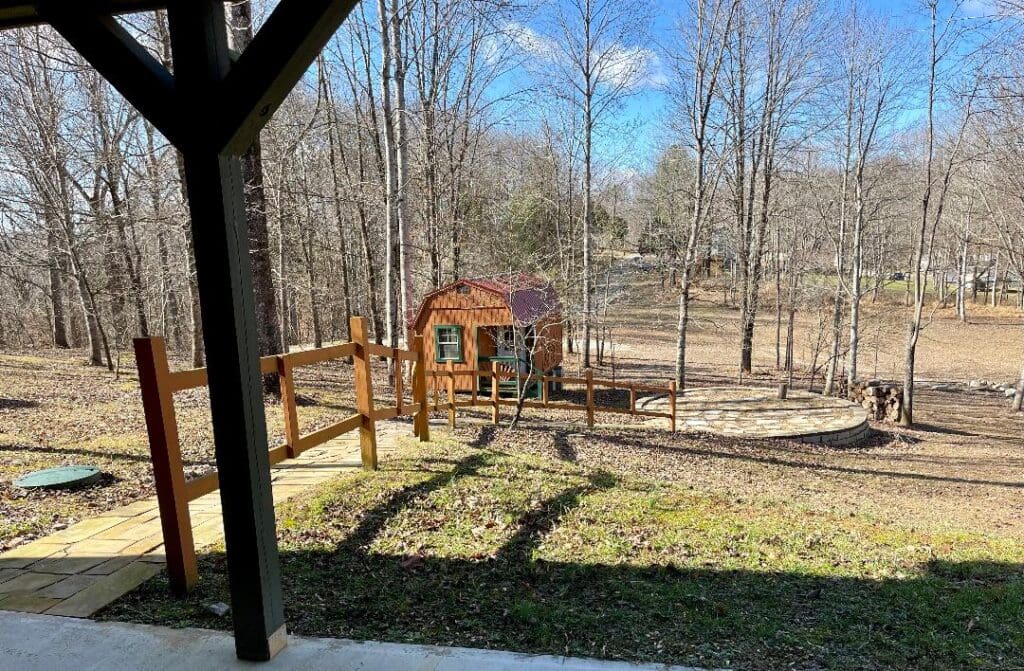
[732,14,753,376]
[66,222,112,370]
[154,10,196,361]
[145,121,182,347]
[186,230,204,367]
[75,269,105,366]
[344,131,382,343]
[171,149,205,367]
[449,215,462,284]
[774,226,782,370]
[378,0,400,350]
[675,276,691,389]
[582,78,594,369]
[304,242,323,349]
[59,174,109,368]
[333,57,383,343]
[389,0,414,346]
[990,252,998,307]
[318,57,353,342]
[46,219,69,348]
[825,90,853,396]
[847,186,865,388]
[299,168,323,349]
[741,154,773,378]
[230,0,282,394]
[957,236,970,321]
[108,183,149,337]
[278,197,291,351]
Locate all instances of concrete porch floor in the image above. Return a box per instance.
[0,611,713,671]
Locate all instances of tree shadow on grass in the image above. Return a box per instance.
[556,388,630,409]
[550,431,579,463]
[0,442,210,468]
[96,451,1024,671]
[0,398,37,410]
[911,422,981,438]
[481,426,1024,491]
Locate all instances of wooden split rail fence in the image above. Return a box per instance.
[425,361,677,432]
[133,316,429,594]
[133,316,677,595]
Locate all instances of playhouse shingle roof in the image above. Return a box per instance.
[413,273,562,328]
[464,274,562,325]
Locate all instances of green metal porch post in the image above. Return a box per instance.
[27,0,361,661]
[165,2,285,660]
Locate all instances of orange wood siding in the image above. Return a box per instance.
[533,315,564,372]
[415,285,510,392]
[413,283,564,392]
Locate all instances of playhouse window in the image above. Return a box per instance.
[434,325,463,362]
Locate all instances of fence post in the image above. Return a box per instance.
[350,316,378,471]
[393,348,404,415]
[412,334,429,442]
[541,375,549,405]
[585,368,595,428]
[446,359,456,428]
[629,383,637,415]
[133,336,198,594]
[491,361,500,425]
[669,380,677,433]
[277,355,300,458]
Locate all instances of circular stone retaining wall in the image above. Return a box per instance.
[639,386,871,447]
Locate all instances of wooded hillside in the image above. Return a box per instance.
[0,0,1022,422]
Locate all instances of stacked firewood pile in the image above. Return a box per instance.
[848,379,903,422]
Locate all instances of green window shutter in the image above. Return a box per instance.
[434,325,464,363]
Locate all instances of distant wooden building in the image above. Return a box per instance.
[410,274,563,393]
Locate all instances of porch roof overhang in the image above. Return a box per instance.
[0,1,165,29]
[0,0,361,662]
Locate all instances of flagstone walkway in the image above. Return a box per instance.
[640,386,871,447]
[0,422,408,618]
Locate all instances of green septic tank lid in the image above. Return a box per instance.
[14,465,103,490]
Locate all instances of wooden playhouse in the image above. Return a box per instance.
[410,274,563,395]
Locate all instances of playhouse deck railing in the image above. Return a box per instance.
[427,359,677,431]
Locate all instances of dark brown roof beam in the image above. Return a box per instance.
[0,1,167,30]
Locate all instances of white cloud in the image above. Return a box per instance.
[595,44,667,90]
[503,21,559,61]
[501,21,663,91]
[961,0,1023,18]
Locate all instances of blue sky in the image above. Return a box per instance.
[574,0,1005,174]
[319,0,1009,178]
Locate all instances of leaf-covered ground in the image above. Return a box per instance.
[0,349,369,551]
[7,273,1024,668]
[100,430,1024,671]
[3,272,1020,553]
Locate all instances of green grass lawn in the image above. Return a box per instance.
[100,434,1024,670]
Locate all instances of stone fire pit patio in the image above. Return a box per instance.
[640,386,871,447]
